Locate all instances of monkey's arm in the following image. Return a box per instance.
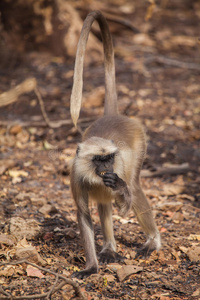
[102,172,132,216]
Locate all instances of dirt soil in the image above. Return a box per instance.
[0,1,200,299]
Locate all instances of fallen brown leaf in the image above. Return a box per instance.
[117,265,143,282]
[179,245,200,262]
[9,217,40,240]
[0,234,15,246]
[26,265,45,278]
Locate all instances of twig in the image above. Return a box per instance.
[46,274,59,299]
[0,77,87,130]
[141,163,190,177]
[145,55,200,71]
[183,204,200,212]
[0,78,37,107]
[105,13,140,33]
[0,117,96,128]
[34,86,67,129]
[0,286,10,297]
[0,259,86,300]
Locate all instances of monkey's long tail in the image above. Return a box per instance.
[70,10,118,127]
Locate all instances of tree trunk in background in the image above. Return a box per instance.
[0,0,102,65]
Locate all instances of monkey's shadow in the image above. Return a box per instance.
[38,213,82,262]
[38,212,153,266]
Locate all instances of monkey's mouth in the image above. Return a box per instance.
[96,169,108,177]
[95,166,113,177]
[100,171,106,176]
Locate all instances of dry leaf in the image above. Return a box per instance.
[187,246,200,262]
[82,86,104,109]
[133,33,155,47]
[39,204,53,215]
[177,194,195,202]
[170,35,197,47]
[188,234,200,241]
[26,265,45,278]
[0,265,24,277]
[103,274,115,282]
[16,237,31,248]
[157,201,183,211]
[9,124,22,135]
[0,266,15,277]
[0,160,15,175]
[43,140,56,150]
[180,245,200,262]
[15,246,46,266]
[117,265,143,281]
[8,170,28,178]
[162,184,184,196]
[9,217,40,240]
[192,289,200,297]
[107,263,122,273]
[172,212,184,223]
[0,234,15,246]
[160,227,168,233]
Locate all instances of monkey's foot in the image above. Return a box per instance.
[136,245,154,258]
[72,266,98,279]
[98,249,125,264]
[136,233,161,258]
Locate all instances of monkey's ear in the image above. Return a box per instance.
[76,146,80,156]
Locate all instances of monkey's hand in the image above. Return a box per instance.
[102,172,132,216]
[101,172,126,191]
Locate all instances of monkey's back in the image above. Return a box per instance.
[83,115,146,151]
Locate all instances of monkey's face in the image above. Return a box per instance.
[92,153,115,177]
[73,137,119,185]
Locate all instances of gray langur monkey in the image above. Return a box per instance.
[70,10,161,279]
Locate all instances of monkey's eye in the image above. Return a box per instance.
[109,153,115,159]
[93,155,101,161]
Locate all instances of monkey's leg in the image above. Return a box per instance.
[72,209,98,279]
[98,202,124,263]
[132,184,161,252]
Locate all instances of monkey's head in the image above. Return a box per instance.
[74,137,120,185]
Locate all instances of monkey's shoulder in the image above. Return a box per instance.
[83,114,145,143]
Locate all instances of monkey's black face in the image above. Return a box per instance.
[92,153,115,177]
